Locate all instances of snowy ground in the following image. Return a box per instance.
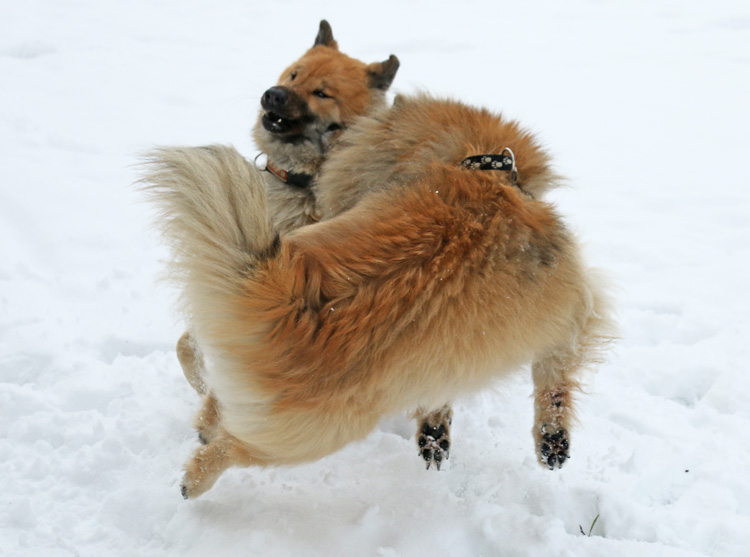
[2,1,750,555]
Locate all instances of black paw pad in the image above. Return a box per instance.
[540,427,569,470]
[181,484,189,500]
[418,421,450,470]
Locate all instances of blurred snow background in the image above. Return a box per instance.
[1,1,749,555]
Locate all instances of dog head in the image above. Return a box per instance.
[253,20,399,172]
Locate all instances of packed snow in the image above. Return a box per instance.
[2,1,750,555]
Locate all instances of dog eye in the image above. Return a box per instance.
[314,89,331,99]
[290,71,297,81]
[327,123,342,132]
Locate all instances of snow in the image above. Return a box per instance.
[2,0,750,555]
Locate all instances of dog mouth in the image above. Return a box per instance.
[261,111,298,134]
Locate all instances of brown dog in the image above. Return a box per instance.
[176,19,398,381]
[175,19,402,449]
[176,18,399,377]
[144,37,614,501]
[254,19,398,234]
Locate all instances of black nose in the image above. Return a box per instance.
[262,87,288,110]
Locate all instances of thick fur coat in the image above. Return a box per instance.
[143,91,614,498]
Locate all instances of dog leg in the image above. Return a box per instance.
[531,349,583,470]
[193,393,221,445]
[531,279,613,470]
[176,331,207,395]
[176,332,221,444]
[414,404,453,470]
[180,432,264,499]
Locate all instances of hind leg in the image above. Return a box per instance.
[180,431,266,499]
[414,404,453,470]
[193,393,221,445]
[177,332,221,444]
[176,331,207,395]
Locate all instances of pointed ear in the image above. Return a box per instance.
[314,20,338,49]
[367,55,400,91]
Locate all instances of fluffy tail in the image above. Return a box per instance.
[140,145,277,327]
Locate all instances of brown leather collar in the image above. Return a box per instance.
[265,160,314,189]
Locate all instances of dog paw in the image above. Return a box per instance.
[539,426,569,469]
[180,446,222,499]
[180,474,198,499]
[418,421,450,470]
[180,470,213,500]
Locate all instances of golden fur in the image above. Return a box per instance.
[174,19,399,414]
[173,19,404,458]
[143,21,613,498]
[143,90,614,497]
[251,20,399,234]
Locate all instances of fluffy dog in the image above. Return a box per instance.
[175,19,402,442]
[255,19,398,234]
[144,35,614,501]
[176,19,398,383]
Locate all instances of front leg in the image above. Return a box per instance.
[531,352,581,469]
[534,389,572,469]
[414,404,453,470]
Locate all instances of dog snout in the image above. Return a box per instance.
[262,86,289,111]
